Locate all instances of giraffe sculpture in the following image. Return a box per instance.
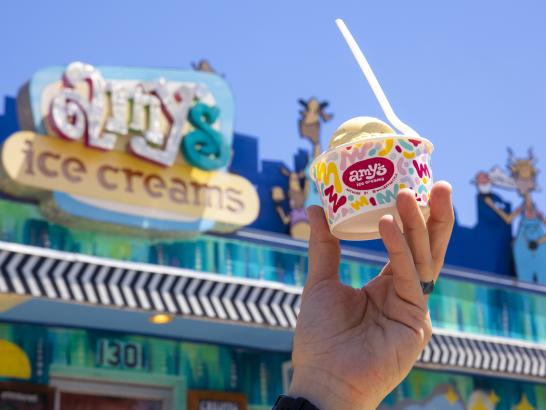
[271,98,333,240]
[298,97,333,160]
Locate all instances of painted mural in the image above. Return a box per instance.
[0,324,48,384]
[0,194,545,344]
[0,322,288,407]
[380,368,546,410]
[474,149,546,283]
[1,323,546,409]
[381,385,538,410]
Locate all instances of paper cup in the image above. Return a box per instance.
[310,134,434,240]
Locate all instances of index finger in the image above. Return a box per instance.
[379,214,426,309]
[306,206,341,289]
[427,182,455,277]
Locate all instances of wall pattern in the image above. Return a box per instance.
[0,198,544,344]
[383,368,546,410]
[1,323,545,409]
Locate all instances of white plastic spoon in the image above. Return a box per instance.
[335,18,421,139]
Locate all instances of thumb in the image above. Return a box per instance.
[306,206,340,289]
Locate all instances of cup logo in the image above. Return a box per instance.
[342,157,395,190]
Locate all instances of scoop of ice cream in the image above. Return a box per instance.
[328,117,395,149]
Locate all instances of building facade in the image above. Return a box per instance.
[0,62,544,410]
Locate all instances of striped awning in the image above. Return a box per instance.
[420,330,546,381]
[0,240,545,382]
[0,241,301,328]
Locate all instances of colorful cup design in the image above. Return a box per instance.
[310,134,434,240]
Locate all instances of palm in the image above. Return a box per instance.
[290,183,454,410]
[294,273,428,403]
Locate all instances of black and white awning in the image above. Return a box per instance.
[420,330,546,381]
[0,241,301,328]
[0,240,545,382]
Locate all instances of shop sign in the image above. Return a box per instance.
[1,62,259,234]
[188,391,247,410]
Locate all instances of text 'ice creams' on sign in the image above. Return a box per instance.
[1,62,260,235]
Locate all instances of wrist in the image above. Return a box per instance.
[288,367,381,410]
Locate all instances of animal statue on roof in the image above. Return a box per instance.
[298,98,333,211]
[298,97,333,160]
[271,97,333,240]
[272,166,310,241]
[477,148,546,284]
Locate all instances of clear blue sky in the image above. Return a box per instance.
[1,0,545,227]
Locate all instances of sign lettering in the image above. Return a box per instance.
[3,132,256,225]
[1,62,259,233]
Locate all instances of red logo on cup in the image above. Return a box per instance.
[342,157,395,191]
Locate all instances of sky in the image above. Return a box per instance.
[1,0,545,227]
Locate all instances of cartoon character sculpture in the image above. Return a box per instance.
[477,149,546,284]
[272,167,310,240]
[298,98,333,209]
[470,171,514,274]
[271,98,333,240]
[298,97,333,159]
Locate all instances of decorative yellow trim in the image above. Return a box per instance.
[0,340,31,379]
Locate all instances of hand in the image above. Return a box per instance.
[289,182,454,410]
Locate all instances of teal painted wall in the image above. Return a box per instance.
[1,322,545,409]
[0,322,289,407]
[0,198,545,344]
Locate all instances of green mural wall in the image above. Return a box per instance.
[0,322,289,407]
[0,322,545,409]
[384,368,546,410]
[0,198,545,344]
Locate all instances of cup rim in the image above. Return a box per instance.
[309,133,433,182]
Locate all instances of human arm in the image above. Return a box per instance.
[287,182,454,410]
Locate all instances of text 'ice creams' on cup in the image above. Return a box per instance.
[310,116,433,240]
[310,19,435,240]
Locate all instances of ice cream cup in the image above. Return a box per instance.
[310,120,434,241]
